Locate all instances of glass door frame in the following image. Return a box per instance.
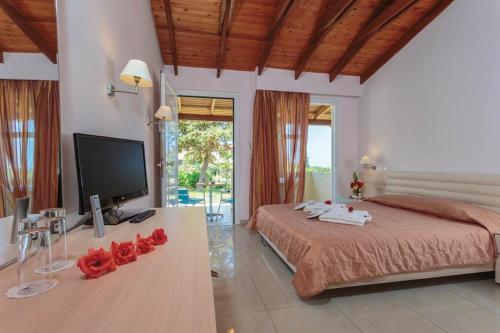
[174,89,240,225]
[160,72,179,207]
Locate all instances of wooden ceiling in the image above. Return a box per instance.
[178,96,331,125]
[178,96,234,122]
[0,0,57,63]
[308,104,332,125]
[152,0,453,83]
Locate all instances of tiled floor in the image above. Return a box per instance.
[208,224,500,333]
[186,203,233,226]
[206,203,233,227]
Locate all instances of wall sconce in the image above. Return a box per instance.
[146,105,174,126]
[106,59,153,96]
[360,155,376,170]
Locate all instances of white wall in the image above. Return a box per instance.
[360,0,500,174]
[58,0,163,228]
[0,53,58,80]
[165,66,362,221]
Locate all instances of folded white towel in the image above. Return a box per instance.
[293,200,315,210]
[304,202,346,213]
[319,209,372,226]
[318,218,366,226]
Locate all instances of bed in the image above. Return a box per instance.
[248,171,500,298]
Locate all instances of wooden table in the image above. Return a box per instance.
[0,207,216,333]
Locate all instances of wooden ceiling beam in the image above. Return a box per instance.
[257,0,299,75]
[163,0,178,75]
[314,105,331,119]
[179,113,233,122]
[216,0,236,78]
[0,0,57,64]
[360,0,454,84]
[294,0,357,80]
[309,119,331,126]
[328,0,416,82]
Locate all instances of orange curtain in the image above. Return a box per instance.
[0,80,33,214]
[250,90,309,216]
[32,81,60,212]
[0,80,59,216]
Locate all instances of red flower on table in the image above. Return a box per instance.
[324,200,332,205]
[350,181,365,190]
[77,247,116,279]
[111,241,137,266]
[148,228,168,245]
[136,233,155,255]
[348,206,354,213]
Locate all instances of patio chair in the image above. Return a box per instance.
[178,188,205,206]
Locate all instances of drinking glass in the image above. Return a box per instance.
[18,216,42,234]
[38,208,72,272]
[15,227,57,297]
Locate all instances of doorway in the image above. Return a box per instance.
[176,96,235,226]
[304,102,335,203]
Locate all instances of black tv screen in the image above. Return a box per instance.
[73,133,149,214]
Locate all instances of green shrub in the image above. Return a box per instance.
[178,170,200,188]
[306,166,331,173]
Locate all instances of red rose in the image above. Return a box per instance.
[350,182,355,188]
[111,241,137,266]
[77,247,116,279]
[358,181,364,188]
[348,206,354,212]
[136,233,155,255]
[148,228,168,245]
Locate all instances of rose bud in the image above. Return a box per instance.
[77,247,116,279]
[324,200,332,205]
[111,241,137,266]
[136,233,155,255]
[348,206,354,213]
[148,228,168,245]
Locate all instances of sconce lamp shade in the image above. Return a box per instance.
[120,59,153,88]
[360,155,372,167]
[155,105,174,121]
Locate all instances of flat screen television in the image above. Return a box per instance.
[73,133,149,216]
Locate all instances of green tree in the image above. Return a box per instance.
[178,120,232,187]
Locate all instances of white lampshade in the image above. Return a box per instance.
[155,105,173,121]
[360,155,372,167]
[120,59,153,88]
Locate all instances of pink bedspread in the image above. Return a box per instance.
[248,195,500,298]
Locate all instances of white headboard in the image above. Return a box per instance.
[361,170,500,212]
